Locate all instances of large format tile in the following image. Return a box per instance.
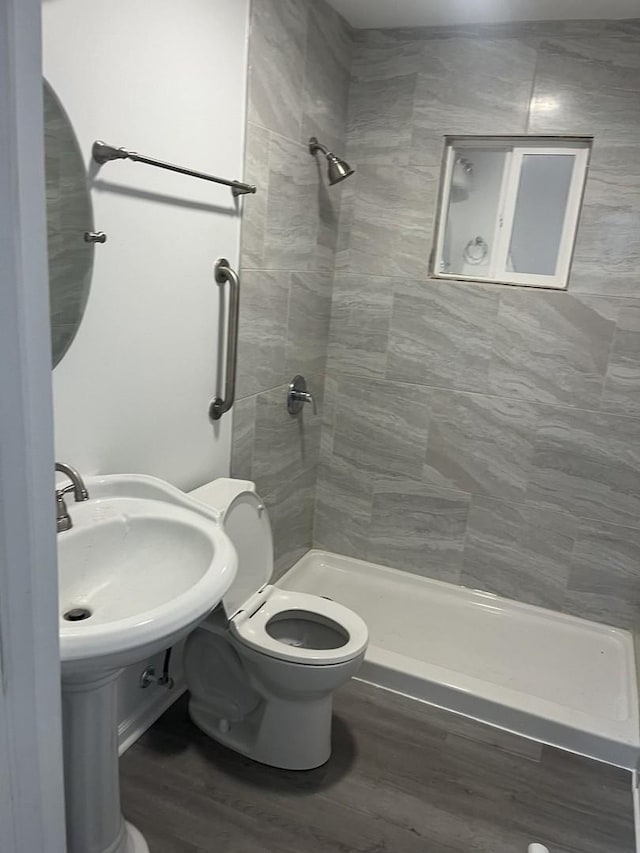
[247,0,308,140]
[315,164,343,272]
[313,452,373,558]
[240,122,270,270]
[461,496,576,609]
[235,270,289,398]
[252,382,321,499]
[528,38,640,298]
[423,391,538,502]
[488,291,617,407]
[346,72,417,165]
[526,406,640,527]
[286,272,332,377]
[302,0,352,152]
[339,163,437,278]
[410,36,535,167]
[346,28,425,164]
[350,27,425,82]
[528,37,640,143]
[263,135,320,271]
[333,173,355,271]
[602,301,640,416]
[368,478,470,582]
[574,145,640,298]
[250,376,324,574]
[569,150,640,297]
[541,30,640,77]
[332,378,432,480]
[563,518,640,629]
[569,193,640,298]
[387,279,499,392]
[230,395,257,482]
[582,141,640,213]
[327,273,394,379]
[265,468,316,579]
[318,373,337,463]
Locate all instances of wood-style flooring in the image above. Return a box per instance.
[120,680,635,853]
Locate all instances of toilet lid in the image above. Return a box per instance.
[220,491,273,619]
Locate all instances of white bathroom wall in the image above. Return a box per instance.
[43,0,249,488]
[42,0,250,740]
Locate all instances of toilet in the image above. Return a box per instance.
[183,478,368,770]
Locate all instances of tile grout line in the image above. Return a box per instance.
[327,367,640,423]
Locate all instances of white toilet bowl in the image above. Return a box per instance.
[183,478,368,770]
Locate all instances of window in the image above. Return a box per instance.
[432,136,592,290]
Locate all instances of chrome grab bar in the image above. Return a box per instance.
[209,258,240,421]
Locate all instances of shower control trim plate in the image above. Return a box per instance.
[287,375,316,416]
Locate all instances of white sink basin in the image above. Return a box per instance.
[56,472,236,853]
[57,473,237,674]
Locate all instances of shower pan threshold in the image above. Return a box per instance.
[278,550,639,769]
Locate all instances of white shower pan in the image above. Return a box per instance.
[279,550,640,769]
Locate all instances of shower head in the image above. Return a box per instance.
[309,137,354,185]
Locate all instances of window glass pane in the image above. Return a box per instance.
[508,154,575,276]
[441,148,506,277]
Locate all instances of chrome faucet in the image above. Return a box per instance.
[55,462,89,533]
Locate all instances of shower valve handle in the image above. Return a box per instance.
[287,375,317,416]
[292,390,317,414]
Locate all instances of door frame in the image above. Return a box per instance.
[0,0,67,850]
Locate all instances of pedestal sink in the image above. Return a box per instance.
[57,474,237,853]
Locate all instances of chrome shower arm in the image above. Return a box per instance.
[308,137,330,157]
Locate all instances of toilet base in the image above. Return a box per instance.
[123,822,149,853]
[189,693,333,770]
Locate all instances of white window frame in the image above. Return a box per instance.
[432,136,592,290]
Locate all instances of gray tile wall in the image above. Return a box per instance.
[316,19,640,629]
[232,0,352,577]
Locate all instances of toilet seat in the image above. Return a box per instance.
[189,478,368,667]
[230,586,368,665]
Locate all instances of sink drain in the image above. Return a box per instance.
[63,607,92,622]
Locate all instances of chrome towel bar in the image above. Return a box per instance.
[92,141,256,197]
[209,258,240,421]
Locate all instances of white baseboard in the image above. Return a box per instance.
[118,678,186,756]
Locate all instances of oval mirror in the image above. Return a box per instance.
[44,79,95,368]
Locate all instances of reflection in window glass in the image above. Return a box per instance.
[442,149,505,278]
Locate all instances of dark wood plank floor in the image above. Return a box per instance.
[120,680,635,853]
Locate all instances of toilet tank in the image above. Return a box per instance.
[189,477,256,516]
